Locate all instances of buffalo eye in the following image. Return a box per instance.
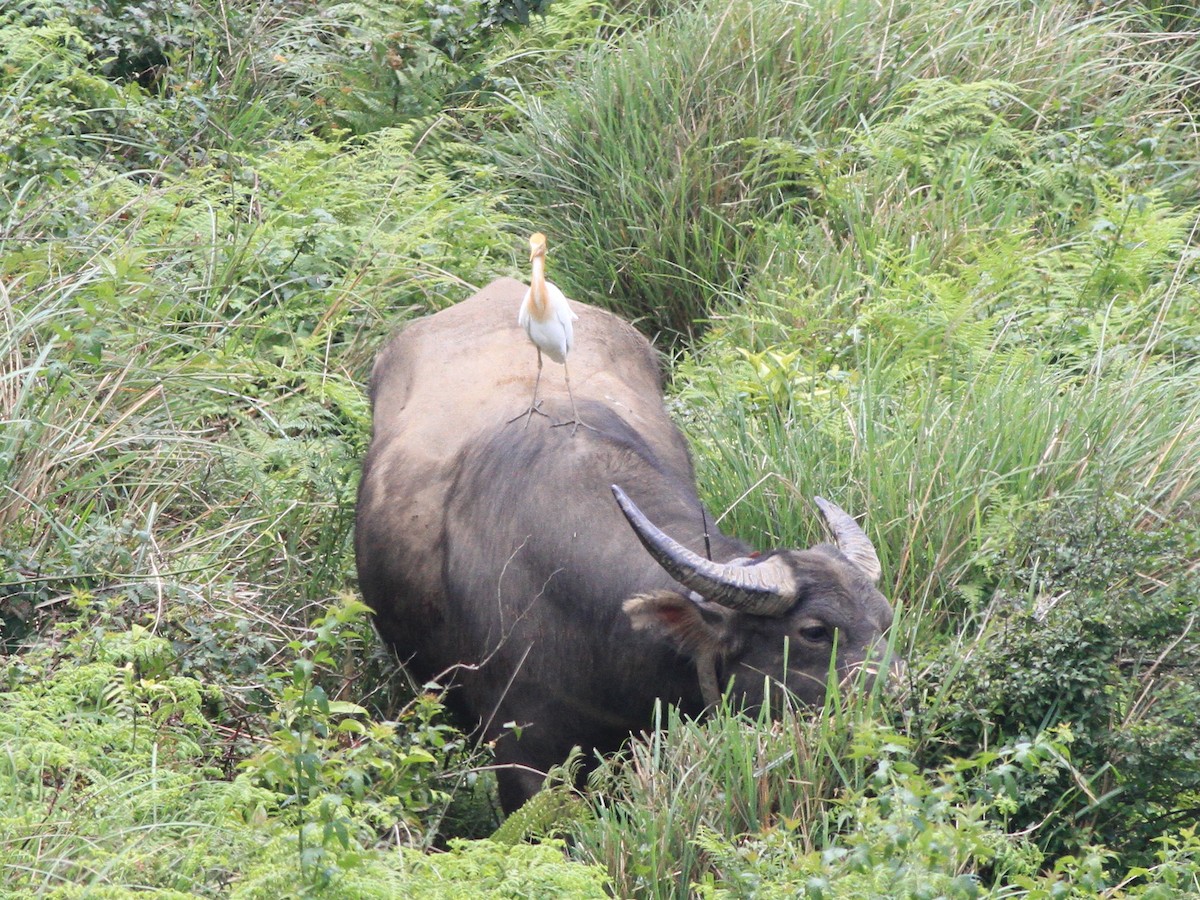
[798,623,832,643]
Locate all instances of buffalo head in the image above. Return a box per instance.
[614,484,895,710]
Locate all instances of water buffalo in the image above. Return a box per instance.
[355,278,895,813]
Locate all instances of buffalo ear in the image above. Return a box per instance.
[622,590,738,660]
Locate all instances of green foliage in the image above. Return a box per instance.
[10,0,218,84]
[571,691,886,899]
[493,0,1199,334]
[489,747,589,845]
[1129,0,1200,32]
[0,18,117,190]
[263,0,467,134]
[396,838,609,898]
[258,0,565,137]
[655,11,1199,876]
[496,0,811,332]
[229,837,611,899]
[691,727,1054,899]
[918,497,1200,862]
[0,594,550,897]
[686,726,1200,899]
[0,614,277,894]
[1,7,535,890]
[241,598,470,872]
[1,119,515,630]
[4,0,1200,894]
[0,4,264,187]
[671,122,1199,618]
[571,709,1200,898]
[427,0,555,60]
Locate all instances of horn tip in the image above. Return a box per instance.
[612,484,636,516]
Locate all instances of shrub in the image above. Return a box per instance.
[686,726,1200,898]
[0,19,118,192]
[570,706,1200,898]
[571,691,886,899]
[229,837,611,899]
[10,0,221,86]
[239,599,473,859]
[0,119,516,625]
[917,496,1200,862]
[0,596,505,896]
[0,613,277,893]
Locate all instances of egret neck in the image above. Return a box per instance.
[528,248,550,321]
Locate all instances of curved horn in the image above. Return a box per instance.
[814,496,882,583]
[612,485,795,616]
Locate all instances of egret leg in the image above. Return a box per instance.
[508,348,549,428]
[551,361,595,435]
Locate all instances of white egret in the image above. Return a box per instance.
[516,232,587,433]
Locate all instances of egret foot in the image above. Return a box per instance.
[507,400,549,428]
[551,418,597,436]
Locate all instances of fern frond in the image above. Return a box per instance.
[490,747,590,844]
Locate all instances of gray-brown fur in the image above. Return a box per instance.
[354,278,895,813]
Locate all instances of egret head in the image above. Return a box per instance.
[529,232,548,261]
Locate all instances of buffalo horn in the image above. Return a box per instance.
[814,496,882,583]
[611,485,795,617]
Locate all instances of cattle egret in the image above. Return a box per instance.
[516,232,586,433]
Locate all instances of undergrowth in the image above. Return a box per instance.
[0,598,562,896]
[3,0,1199,895]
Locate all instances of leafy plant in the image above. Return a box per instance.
[916,497,1200,862]
[687,725,1200,899]
[571,682,894,900]
[0,610,275,894]
[0,593,517,896]
[0,18,117,192]
[241,598,472,881]
[229,837,611,899]
[10,0,220,85]
[489,746,589,845]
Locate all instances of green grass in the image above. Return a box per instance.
[491,0,1200,335]
[573,681,889,899]
[679,348,1200,630]
[2,0,1199,895]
